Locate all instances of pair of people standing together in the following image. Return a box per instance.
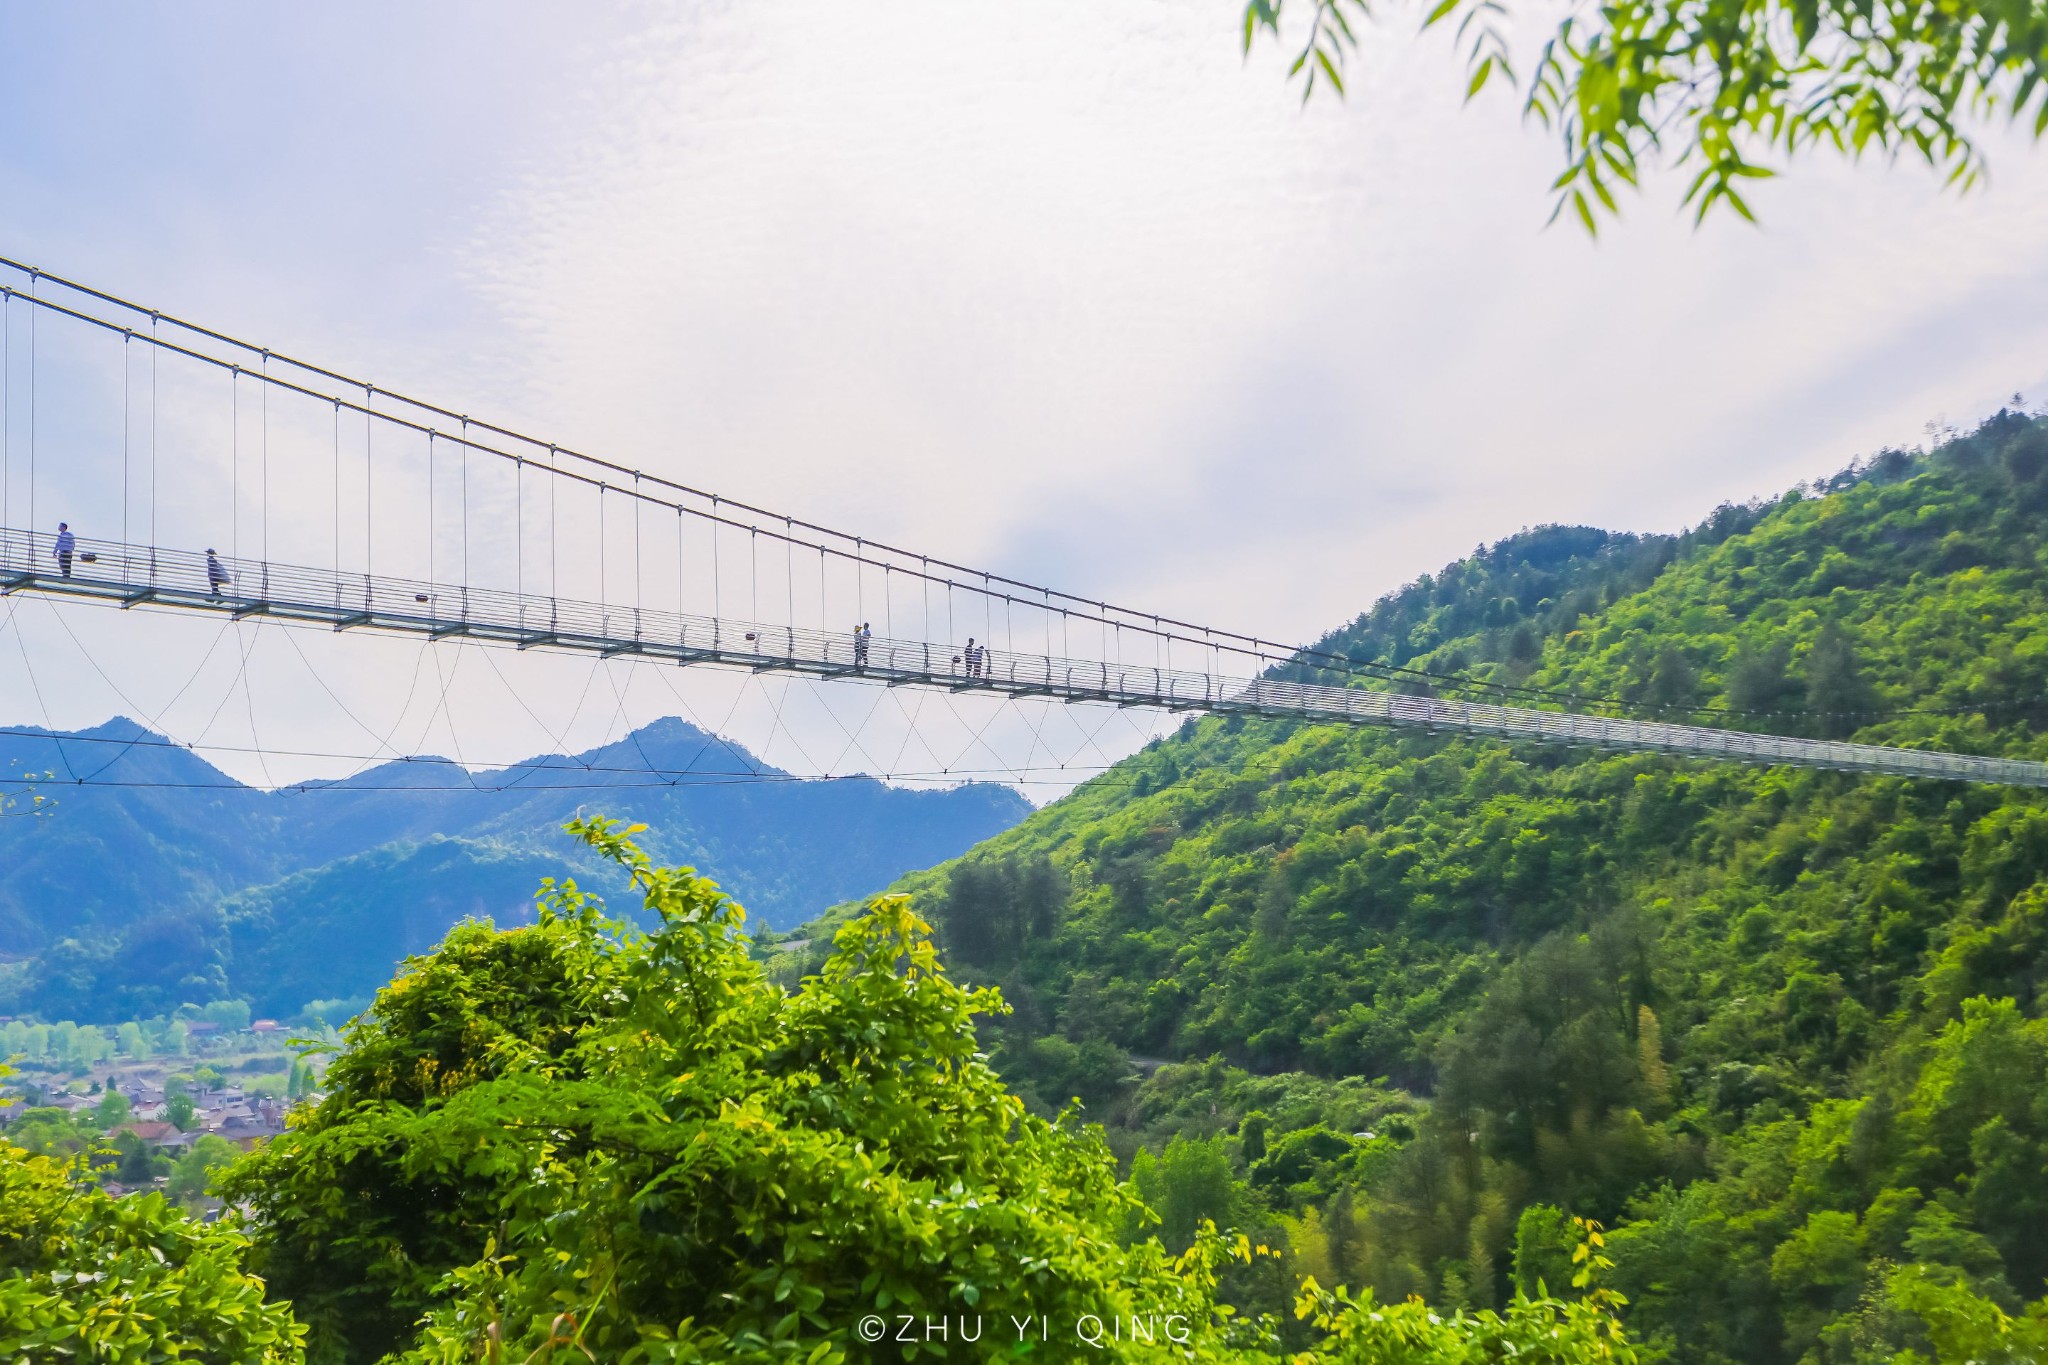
[849,623,985,678]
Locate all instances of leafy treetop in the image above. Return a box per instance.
[217,819,1642,1364]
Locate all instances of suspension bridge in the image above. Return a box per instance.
[1,257,2044,791]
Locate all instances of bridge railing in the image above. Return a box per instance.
[3,526,2044,789]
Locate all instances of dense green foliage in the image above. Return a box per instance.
[821,414,2048,1364]
[0,822,1644,1363]
[213,820,1647,1364]
[222,819,1237,1363]
[0,1064,304,1363]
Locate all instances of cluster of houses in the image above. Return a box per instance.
[22,1078,291,1150]
[131,1078,289,1149]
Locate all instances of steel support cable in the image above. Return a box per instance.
[807,675,892,776]
[0,269,1430,681]
[541,651,612,763]
[49,608,236,783]
[473,652,613,794]
[363,383,374,599]
[261,353,271,593]
[599,656,666,768]
[1,597,72,778]
[897,682,958,775]
[0,769,1117,795]
[592,655,633,754]
[149,315,158,582]
[756,672,827,776]
[937,687,1021,778]
[3,285,10,543]
[473,639,590,761]
[276,625,413,760]
[0,700,1144,783]
[1067,694,1134,772]
[885,682,933,776]
[235,623,278,790]
[121,332,130,563]
[0,266,1221,633]
[331,400,342,603]
[1047,692,1103,773]
[548,447,558,624]
[0,269,2025,728]
[278,631,434,784]
[26,271,36,547]
[515,454,525,625]
[423,646,479,784]
[407,597,475,769]
[1013,691,1059,778]
[0,283,1422,691]
[0,684,1100,778]
[636,655,730,775]
[460,418,471,616]
[191,617,263,752]
[407,643,472,773]
[0,693,2011,795]
[643,655,766,777]
[337,641,438,783]
[230,366,240,561]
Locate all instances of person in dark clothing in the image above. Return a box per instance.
[205,549,231,599]
[963,637,983,679]
[53,523,75,578]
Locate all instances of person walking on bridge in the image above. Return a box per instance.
[205,549,231,599]
[52,523,75,578]
[963,637,984,679]
[854,622,872,670]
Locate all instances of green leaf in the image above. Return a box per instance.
[1316,45,1347,94]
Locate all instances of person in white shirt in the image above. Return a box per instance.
[53,523,75,578]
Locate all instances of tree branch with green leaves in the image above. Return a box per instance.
[1245,0,2048,228]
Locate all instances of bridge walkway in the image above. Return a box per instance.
[6,527,2044,790]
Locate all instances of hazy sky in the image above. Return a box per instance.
[1,1,2044,795]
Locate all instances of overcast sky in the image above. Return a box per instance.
[0,0,2044,795]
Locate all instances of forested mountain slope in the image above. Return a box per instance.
[0,716,1028,1020]
[801,412,2048,1364]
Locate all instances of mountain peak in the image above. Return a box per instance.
[575,716,785,780]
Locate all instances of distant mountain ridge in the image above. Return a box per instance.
[0,715,1029,1020]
